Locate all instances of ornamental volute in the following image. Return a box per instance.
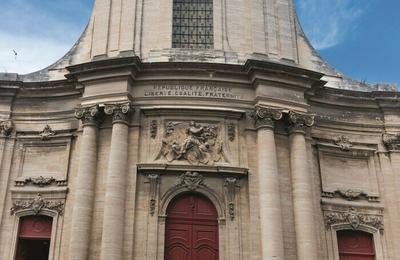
[249,106,283,130]
[287,111,314,134]
[75,105,104,127]
[104,102,133,124]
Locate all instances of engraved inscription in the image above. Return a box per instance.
[144,84,244,100]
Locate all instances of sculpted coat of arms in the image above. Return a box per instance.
[156,121,223,165]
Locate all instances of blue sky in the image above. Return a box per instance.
[0,0,399,87]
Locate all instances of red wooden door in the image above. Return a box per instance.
[337,230,375,260]
[15,215,53,260]
[165,194,219,260]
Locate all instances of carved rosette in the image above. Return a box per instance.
[324,207,383,232]
[333,135,353,151]
[383,133,400,151]
[75,105,104,127]
[175,171,207,191]
[39,125,56,140]
[104,102,133,124]
[250,107,283,129]
[0,120,14,137]
[146,174,159,216]
[10,193,65,215]
[224,177,240,220]
[287,111,314,134]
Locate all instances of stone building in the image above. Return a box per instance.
[0,0,398,259]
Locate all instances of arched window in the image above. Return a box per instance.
[337,230,375,260]
[164,193,219,260]
[172,0,213,49]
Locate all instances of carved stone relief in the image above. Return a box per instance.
[0,120,14,137]
[150,120,158,139]
[224,177,240,220]
[249,106,283,129]
[174,171,207,191]
[227,123,235,142]
[383,133,400,151]
[10,193,64,215]
[146,174,159,216]
[333,135,353,151]
[324,207,383,232]
[39,125,56,140]
[157,121,224,165]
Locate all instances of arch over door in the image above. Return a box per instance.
[164,193,219,260]
[337,230,375,260]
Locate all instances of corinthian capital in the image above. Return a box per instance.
[75,105,104,127]
[104,102,133,124]
[249,106,283,129]
[287,111,314,134]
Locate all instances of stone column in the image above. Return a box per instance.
[68,106,103,260]
[251,107,285,260]
[100,103,132,260]
[287,111,318,260]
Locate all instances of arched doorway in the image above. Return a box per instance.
[164,193,219,260]
[337,230,375,260]
[15,215,53,260]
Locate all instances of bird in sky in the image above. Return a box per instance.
[12,50,18,60]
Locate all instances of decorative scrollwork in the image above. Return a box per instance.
[227,123,236,142]
[175,171,207,191]
[150,120,158,139]
[324,207,383,231]
[75,105,103,127]
[10,193,64,215]
[249,106,283,129]
[224,177,240,220]
[383,133,400,151]
[0,120,14,137]
[333,135,353,151]
[146,174,159,216]
[104,102,133,124]
[39,125,56,140]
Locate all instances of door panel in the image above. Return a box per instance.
[338,230,375,260]
[165,194,218,260]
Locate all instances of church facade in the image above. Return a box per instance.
[0,0,399,259]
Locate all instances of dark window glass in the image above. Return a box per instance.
[172,0,213,49]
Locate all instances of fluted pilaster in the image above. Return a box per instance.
[251,106,285,260]
[287,111,318,260]
[68,105,103,260]
[100,103,132,260]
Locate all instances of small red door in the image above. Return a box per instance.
[15,215,53,260]
[165,194,219,260]
[337,230,375,260]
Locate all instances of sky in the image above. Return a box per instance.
[0,0,398,87]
